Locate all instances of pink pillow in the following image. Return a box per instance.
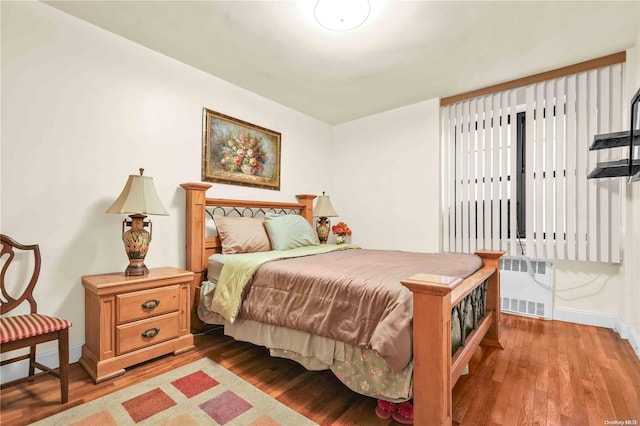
[213,216,271,254]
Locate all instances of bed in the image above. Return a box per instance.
[181,182,504,425]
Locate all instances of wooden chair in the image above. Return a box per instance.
[0,234,72,403]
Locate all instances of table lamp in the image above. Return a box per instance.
[106,168,169,276]
[313,192,338,244]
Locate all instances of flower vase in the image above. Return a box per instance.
[336,234,347,244]
[241,164,256,175]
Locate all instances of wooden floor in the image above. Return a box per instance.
[1,314,639,425]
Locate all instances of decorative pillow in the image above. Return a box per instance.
[264,214,320,251]
[213,216,271,254]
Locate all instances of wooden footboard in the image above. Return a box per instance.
[401,250,504,426]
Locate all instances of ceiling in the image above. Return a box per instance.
[44,1,640,125]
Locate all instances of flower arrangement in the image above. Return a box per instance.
[219,131,267,175]
[332,222,352,236]
[332,221,352,244]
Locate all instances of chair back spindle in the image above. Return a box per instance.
[1,234,41,315]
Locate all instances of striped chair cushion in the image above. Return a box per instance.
[0,314,72,344]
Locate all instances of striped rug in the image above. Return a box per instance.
[31,358,317,425]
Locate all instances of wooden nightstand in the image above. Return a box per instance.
[80,267,195,383]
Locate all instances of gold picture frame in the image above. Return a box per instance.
[202,108,281,191]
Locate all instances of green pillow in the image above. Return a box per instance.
[264,214,320,250]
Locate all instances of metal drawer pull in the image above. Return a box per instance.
[141,299,160,309]
[141,327,160,338]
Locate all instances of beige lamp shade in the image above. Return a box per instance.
[313,193,338,218]
[106,169,169,216]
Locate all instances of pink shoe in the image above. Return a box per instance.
[375,399,397,420]
[391,401,413,425]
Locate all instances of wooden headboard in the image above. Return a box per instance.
[179,182,317,329]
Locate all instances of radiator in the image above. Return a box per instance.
[500,257,554,319]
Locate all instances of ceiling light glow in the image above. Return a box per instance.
[314,0,371,32]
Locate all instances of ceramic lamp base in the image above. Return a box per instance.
[122,214,152,276]
[317,217,330,244]
[125,259,149,276]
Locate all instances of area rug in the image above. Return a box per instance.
[31,358,318,425]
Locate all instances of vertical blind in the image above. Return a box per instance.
[441,63,624,263]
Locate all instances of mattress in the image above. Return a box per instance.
[207,253,228,282]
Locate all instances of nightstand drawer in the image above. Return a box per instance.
[117,285,180,324]
[116,312,180,355]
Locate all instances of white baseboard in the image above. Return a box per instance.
[0,342,83,385]
[553,307,617,328]
[553,307,640,359]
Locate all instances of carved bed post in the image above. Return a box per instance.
[295,194,317,224]
[402,274,458,426]
[180,182,211,331]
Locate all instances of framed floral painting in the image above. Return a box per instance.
[202,108,281,190]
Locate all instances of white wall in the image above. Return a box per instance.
[553,261,623,318]
[2,1,639,379]
[331,99,441,252]
[1,1,333,357]
[621,29,640,352]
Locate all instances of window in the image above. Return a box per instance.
[441,63,624,262]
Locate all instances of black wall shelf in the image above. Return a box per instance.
[588,88,640,182]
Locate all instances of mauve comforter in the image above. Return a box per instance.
[238,248,482,372]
